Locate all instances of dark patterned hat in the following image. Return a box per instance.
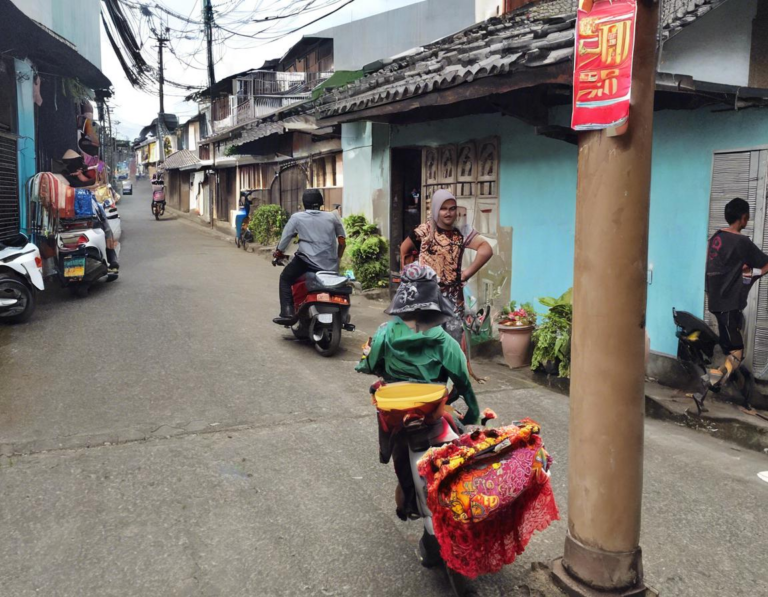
[386,263,456,318]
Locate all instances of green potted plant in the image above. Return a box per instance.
[531,288,573,378]
[497,301,537,368]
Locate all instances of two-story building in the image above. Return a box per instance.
[165,1,484,233]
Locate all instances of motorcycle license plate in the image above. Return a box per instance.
[63,256,86,278]
[317,313,334,324]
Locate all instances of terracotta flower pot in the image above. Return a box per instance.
[498,324,534,369]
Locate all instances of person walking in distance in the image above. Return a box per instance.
[706,198,768,384]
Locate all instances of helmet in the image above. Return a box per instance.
[302,188,324,210]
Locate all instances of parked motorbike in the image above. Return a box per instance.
[272,255,354,356]
[151,188,166,220]
[0,233,45,323]
[673,308,756,412]
[56,221,117,298]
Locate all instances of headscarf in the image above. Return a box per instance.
[385,263,456,318]
[430,189,477,245]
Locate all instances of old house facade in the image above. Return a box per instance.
[314,0,768,378]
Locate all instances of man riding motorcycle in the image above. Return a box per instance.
[272,189,346,325]
[356,263,480,521]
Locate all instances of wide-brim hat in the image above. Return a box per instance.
[385,263,456,319]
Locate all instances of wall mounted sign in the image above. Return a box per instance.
[571,0,638,131]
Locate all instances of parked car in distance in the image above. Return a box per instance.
[122,181,133,195]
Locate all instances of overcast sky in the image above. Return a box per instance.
[101,0,423,140]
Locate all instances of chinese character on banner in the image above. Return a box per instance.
[571,0,638,131]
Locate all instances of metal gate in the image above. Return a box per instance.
[706,148,768,377]
[270,164,308,215]
[0,132,19,242]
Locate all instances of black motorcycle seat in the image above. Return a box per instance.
[673,309,721,345]
[304,271,352,295]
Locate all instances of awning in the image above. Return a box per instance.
[0,0,111,91]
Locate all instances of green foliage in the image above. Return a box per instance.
[248,204,289,245]
[342,214,389,290]
[531,289,573,378]
[224,145,238,157]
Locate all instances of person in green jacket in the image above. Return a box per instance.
[356,263,480,519]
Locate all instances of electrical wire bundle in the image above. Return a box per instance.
[101,0,357,98]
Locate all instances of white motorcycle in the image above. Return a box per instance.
[0,233,45,323]
[55,203,119,298]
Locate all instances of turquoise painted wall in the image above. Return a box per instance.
[15,59,37,234]
[648,108,768,355]
[341,122,391,233]
[390,107,768,357]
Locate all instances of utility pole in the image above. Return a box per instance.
[551,0,659,595]
[155,28,170,167]
[203,0,216,228]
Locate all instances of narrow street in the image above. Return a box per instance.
[0,182,766,597]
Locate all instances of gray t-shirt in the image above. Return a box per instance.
[277,210,346,271]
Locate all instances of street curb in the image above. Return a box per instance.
[478,359,768,455]
[644,381,768,455]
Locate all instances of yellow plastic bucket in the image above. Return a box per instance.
[374,382,446,411]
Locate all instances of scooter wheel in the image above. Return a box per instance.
[72,285,89,298]
[314,316,342,357]
[446,566,472,597]
[0,273,35,323]
[418,531,442,568]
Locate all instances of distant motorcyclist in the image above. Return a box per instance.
[272,189,346,325]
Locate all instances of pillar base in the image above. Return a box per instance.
[551,558,658,597]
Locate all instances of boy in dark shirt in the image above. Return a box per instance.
[706,198,768,382]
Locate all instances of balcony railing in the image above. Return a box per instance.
[209,70,333,134]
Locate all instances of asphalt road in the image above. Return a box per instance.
[1,181,767,597]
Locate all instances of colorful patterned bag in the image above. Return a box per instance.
[417,420,559,578]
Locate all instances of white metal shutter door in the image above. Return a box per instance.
[0,133,19,242]
[748,150,768,378]
[704,151,761,330]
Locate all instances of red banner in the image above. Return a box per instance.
[571,0,638,131]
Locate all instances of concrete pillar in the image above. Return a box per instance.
[552,0,659,595]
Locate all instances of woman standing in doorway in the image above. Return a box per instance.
[399,189,493,380]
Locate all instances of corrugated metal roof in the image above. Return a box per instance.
[163,150,202,171]
[315,0,730,119]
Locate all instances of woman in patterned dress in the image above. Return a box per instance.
[399,189,493,379]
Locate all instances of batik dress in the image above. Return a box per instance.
[409,221,476,343]
[409,222,473,304]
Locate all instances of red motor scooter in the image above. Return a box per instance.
[273,256,354,357]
